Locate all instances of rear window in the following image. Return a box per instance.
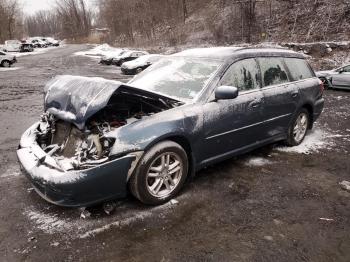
[258,57,289,87]
[284,58,314,81]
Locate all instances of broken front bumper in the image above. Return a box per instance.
[17,122,138,207]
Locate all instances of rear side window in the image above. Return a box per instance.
[284,58,314,80]
[258,57,289,87]
[221,58,260,91]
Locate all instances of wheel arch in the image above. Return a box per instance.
[147,135,196,178]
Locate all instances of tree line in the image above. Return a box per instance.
[25,0,92,41]
[1,0,349,45]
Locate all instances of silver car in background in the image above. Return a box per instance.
[317,65,350,90]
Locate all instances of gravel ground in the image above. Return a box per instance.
[0,45,349,262]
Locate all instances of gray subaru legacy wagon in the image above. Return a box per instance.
[17,47,324,207]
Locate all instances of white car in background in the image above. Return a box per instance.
[28,38,48,48]
[100,49,128,65]
[0,51,17,67]
[44,37,60,46]
[113,50,149,66]
[3,40,22,52]
[121,54,165,75]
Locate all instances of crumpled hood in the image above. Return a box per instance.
[44,75,123,129]
[44,75,181,129]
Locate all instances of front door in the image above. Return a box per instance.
[200,58,265,164]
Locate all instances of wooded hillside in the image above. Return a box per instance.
[14,0,350,45]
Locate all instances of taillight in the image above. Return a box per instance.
[318,79,324,95]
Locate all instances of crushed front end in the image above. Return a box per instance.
[17,117,138,207]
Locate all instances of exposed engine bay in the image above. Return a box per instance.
[36,91,178,171]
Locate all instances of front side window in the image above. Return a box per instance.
[284,58,314,80]
[220,58,260,91]
[258,57,289,87]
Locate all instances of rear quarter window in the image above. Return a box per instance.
[258,57,289,87]
[284,58,314,81]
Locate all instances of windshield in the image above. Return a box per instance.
[129,57,222,101]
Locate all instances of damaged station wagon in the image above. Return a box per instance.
[17,47,324,207]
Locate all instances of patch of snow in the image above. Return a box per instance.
[73,44,124,59]
[1,165,21,178]
[340,181,350,192]
[244,157,273,167]
[24,209,74,234]
[0,67,20,71]
[170,199,179,205]
[276,129,330,154]
[79,211,153,239]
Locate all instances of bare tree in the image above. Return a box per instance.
[0,0,22,42]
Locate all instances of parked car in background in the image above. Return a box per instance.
[0,51,17,67]
[100,49,128,65]
[3,40,22,52]
[121,54,165,75]
[113,50,149,66]
[17,47,324,207]
[20,43,34,52]
[28,38,47,48]
[317,65,350,90]
[44,37,60,46]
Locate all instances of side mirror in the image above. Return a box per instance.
[338,68,344,74]
[215,86,239,101]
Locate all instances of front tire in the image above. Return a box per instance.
[129,141,188,205]
[286,108,310,146]
[1,60,11,67]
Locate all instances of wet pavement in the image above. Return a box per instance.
[0,45,349,262]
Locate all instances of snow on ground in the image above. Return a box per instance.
[23,198,182,238]
[244,157,273,167]
[0,67,21,71]
[275,129,332,154]
[73,43,123,58]
[24,209,75,235]
[14,46,60,57]
[0,165,21,178]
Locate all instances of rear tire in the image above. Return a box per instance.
[136,67,143,74]
[286,108,310,146]
[129,141,188,205]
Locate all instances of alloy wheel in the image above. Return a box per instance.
[2,61,10,68]
[146,152,183,198]
[293,113,308,143]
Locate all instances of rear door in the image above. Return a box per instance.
[258,57,299,138]
[332,65,350,87]
[201,58,265,162]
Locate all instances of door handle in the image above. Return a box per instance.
[249,100,262,108]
